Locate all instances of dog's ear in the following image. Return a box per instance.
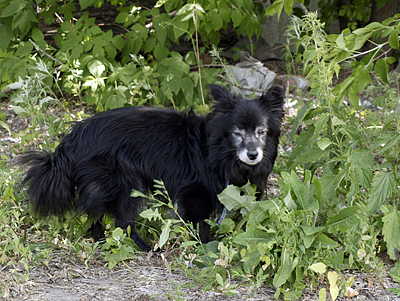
[209,85,237,110]
[259,86,285,113]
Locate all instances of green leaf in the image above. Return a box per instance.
[290,171,311,210]
[284,0,293,16]
[79,0,94,10]
[233,230,276,246]
[144,36,157,53]
[104,85,127,110]
[12,9,37,35]
[317,138,332,150]
[349,150,374,189]
[93,44,105,56]
[218,184,257,214]
[219,8,231,22]
[365,172,396,215]
[348,87,360,109]
[112,35,125,50]
[265,0,284,18]
[90,25,103,36]
[32,27,44,41]
[231,9,242,27]
[131,189,146,198]
[336,33,345,49]
[353,32,372,50]
[328,271,339,301]
[378,132,400,154]
[211,14,223,31]
[381,206,400,260]
[180,77,194,105]
[185,51,196,65]
[70,43,83,61]
[0,121,11,134]
[319,288,327,301]
[1,0,24,18]
[216,273,224,286]
[153,14,169,44]
[140,208,162,221]
[88,59,105,78]
[0,26,13,51]
[159,219,172,248]
[289,101,312,141]
[14,42,33,57]
[313,234,340,248]
[219,218,235,233]
[12,105,28,116]
[332,116,346,126]
[335,76,355,104]
[375,58,389,84]
[309,262,327,274]
[154,43,169,61]
[389,30,399,50]
[326,206,360,234]
[273,248,294,288]
[301,225,325,236]
[354,66,371,93]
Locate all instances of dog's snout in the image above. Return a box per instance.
[247,150,258,161]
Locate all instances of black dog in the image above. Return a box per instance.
[19,85,284,251]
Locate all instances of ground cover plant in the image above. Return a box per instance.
[1,0,400,299]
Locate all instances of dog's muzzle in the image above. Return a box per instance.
[238,148,263,165]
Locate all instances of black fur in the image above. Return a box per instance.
[18,85,285,251]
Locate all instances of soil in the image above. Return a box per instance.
[1,247,399,300]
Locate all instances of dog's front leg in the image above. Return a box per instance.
[197,220,210,244]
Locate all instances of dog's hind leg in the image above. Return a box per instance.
[197,220,210,244]
[112,183,152,252]
[113,195,152,252]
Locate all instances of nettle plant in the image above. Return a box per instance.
[174,12,400,300]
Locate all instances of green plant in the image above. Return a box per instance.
[389,261,400,296]
[0,156,32,282]
[8,59,77,151]
[101,227,138,269]
[135,180,204,251]
[0,0,267,111]
[165,280,185,301]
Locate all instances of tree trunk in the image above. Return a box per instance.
[369,0,399,56]
[370,0,399,23]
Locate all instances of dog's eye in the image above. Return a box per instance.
[257,130,265,135]
[233,132,242,137]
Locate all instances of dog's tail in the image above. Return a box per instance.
[18,150,75,216]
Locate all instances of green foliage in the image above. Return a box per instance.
[0,159,31,281]
[7,59,80,151]
[135,180,204,250]
[389,261,400,296]
[176,12,400,300]
[101,227,138,269]
[0,0,265,110]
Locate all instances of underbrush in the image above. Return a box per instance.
[1,12,400,301]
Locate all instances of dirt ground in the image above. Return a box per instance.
[1,250,399,301]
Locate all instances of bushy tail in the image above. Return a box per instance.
[18,150,75,216]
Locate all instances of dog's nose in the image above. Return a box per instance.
[247,151,258,161]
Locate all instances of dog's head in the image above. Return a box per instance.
[207,85,285,166]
